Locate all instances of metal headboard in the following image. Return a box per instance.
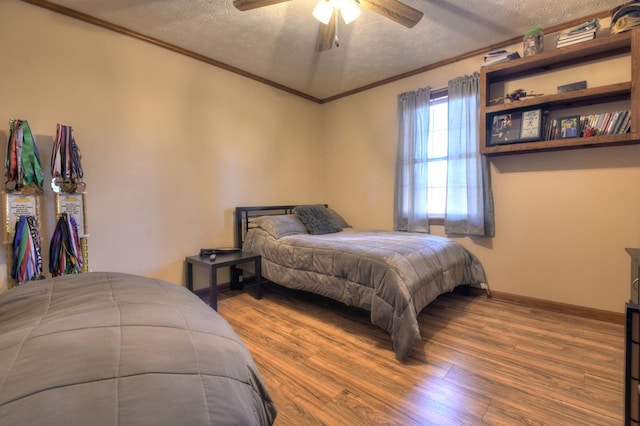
[234,205,298,248]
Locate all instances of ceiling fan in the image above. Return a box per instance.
[232,0,424,52]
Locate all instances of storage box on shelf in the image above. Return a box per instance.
[480,28,640,155]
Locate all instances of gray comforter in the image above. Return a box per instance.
[0,272,276,426]
[243,228,487,361]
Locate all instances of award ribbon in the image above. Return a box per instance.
[11,215,45,284]
[51,124,84,193]
[49,213,83,276]
[4,119,44,193]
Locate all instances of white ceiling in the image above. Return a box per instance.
[31,0,623,102]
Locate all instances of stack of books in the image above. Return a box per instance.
[542,110,631,140]
[581,110,631,136]
[557,18,599,48]
[482,49,520,67]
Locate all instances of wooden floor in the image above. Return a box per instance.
[215,284,624,425]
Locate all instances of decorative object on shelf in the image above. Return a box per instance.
[49,212,83,276]
[519,109,543,141]
[556,18,599,47]
[4,119,44,195]
[582,125,597,137]
[488,89,544,105]
[11,215,45,285]
[51,124,85,194]
[523,27,544,56]
[611,1,640,34]
[557,115,581,138]
[557,80,587,93]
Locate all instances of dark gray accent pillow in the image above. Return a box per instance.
[293,205,343,235]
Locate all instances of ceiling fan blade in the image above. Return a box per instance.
[316,12,337,52]
[233,0,291,11]
[358,0,423,28]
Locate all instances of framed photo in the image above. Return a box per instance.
[520,109,542,141]
[557,115,581,139]
[489,112,521,145]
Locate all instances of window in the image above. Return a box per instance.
[394,87,448,232]
[395,74,494,236]
[425,92,448,218]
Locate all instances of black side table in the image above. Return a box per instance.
[185,251,262,310]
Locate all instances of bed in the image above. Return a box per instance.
[235,205,488,361]
[0,271,277,426]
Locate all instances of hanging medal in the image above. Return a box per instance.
[49,212,83,276]
[4,119,44,195]
[11,215,45,284]
[51,124,85,194]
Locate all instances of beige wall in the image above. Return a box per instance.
[0,1,325,288]
[2,1,639,313]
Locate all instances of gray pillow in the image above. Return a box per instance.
[252,215,308,239]
[293,205,343,235]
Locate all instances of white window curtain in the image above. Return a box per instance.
[393,86,432,233]
[445,73,495,237]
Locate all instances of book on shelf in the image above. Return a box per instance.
[556,30,596,48]
[482,51,520,66]
[614,111,630,134]
[558,30,597,43]
[559,18,599,37]
[484,49,507,59]
[580,110,630,136]
[556,17,599,48]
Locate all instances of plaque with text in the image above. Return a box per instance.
[3,192,39,243]
[56,193,87,237]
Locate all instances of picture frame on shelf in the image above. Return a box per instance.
[489,112,521,145]
[519,109,543,141]
[557,115,581,139]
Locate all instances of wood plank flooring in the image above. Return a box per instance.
[215,284,624,425]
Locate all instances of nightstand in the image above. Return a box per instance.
[185,251,262,310]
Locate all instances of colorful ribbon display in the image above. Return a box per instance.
[11,215,45,284]
[51,124,85,193]
[49,213,83,276]
[4,119,44,194]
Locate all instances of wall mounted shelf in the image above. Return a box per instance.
[480,28,640,155]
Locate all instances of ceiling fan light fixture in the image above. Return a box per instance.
[313,0,334,25]
[340,0,361,24]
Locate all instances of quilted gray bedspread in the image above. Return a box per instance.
[243,228,487,361]
[0,272,276,426]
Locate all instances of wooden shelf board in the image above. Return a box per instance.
[485,82,632,113]
[483,31,632,80]
[481,133,638,155]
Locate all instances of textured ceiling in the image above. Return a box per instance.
[30,0,624,102]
